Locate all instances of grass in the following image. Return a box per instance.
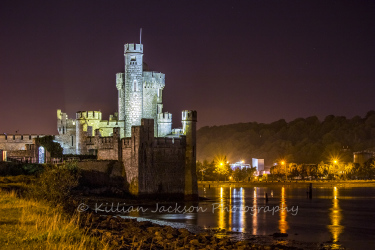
[0,189,110,250]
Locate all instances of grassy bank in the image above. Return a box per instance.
[0,190,110,249]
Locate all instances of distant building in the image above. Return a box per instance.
[230,161,250,171]
[252,158,264,172]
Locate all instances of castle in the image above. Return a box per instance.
[0,42,198,198]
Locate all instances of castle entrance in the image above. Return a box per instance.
[38,146,45,164]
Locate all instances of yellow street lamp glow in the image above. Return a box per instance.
[281,161,285,165]
[220,162,223,166]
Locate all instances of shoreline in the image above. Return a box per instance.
[198,180,375,188]
[81,213,326,249]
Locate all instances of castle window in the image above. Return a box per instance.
[133,80,137,92]
[29,135,31,140]
[72,136,74,146]
[130,56,136,65]
[13,135,15,140]
[21,135,23,140]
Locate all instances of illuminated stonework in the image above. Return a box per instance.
[53,42,198,197]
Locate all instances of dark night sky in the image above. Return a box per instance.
[1,0,374,135]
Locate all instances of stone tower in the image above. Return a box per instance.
[123,43,144,137]
[117,42,171,138]
[116,73,125,121]
[182,110,198,198]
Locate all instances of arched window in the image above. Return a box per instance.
[38,146,45,164]
[133,80,137,92]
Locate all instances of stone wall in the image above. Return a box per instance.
[0,134,42,151]
[122,119,189,196]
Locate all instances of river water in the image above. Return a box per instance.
[119,185,375,249]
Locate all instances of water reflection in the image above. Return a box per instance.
[328,186,344,248]
[240,188,246,231]
[253,187,257,235]
[218,187,224,229]
[279,186,288,233]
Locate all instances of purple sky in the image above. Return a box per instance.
[1,0,374,135]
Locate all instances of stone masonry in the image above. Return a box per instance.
[1,41,198,198]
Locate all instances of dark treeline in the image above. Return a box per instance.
[197,111,375,166]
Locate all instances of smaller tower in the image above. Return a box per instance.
[182,110,198,198]
[116,73,125,121]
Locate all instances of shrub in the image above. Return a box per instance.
[28,161,80,206]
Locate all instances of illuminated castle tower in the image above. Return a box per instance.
[117,43,171,138]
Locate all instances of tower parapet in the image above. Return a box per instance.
[76,111,102,120]
[157,112,172,137]
[124,43,143,53]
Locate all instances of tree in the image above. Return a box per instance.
[213,155,231,181]
[35,135,63,158]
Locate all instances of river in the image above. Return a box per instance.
[118,185,375,249]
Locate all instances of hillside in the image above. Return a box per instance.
[197,111,375,167]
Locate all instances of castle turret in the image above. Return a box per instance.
[182,110,198,198]
[157,112,172,137]
[116,73,125,121]
[124,43,144,137]
[75,111,101,154]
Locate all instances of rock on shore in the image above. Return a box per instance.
[80,214,320,249]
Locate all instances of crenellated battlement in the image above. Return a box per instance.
[76,111,102,120]
[182,110,197,122]
[154,136,186,147]
[172,128,183,135]
[0,134,44,142]
[158,112,172,122]
[122,138,132,148]
[124,43,143,53]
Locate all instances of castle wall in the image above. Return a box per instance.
[122,119,188,196]
[138,139,186,195]
[0,134,42,151]
[96,128,120,160]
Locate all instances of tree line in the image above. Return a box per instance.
[271,158,375,180]
[197,111,375,166]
